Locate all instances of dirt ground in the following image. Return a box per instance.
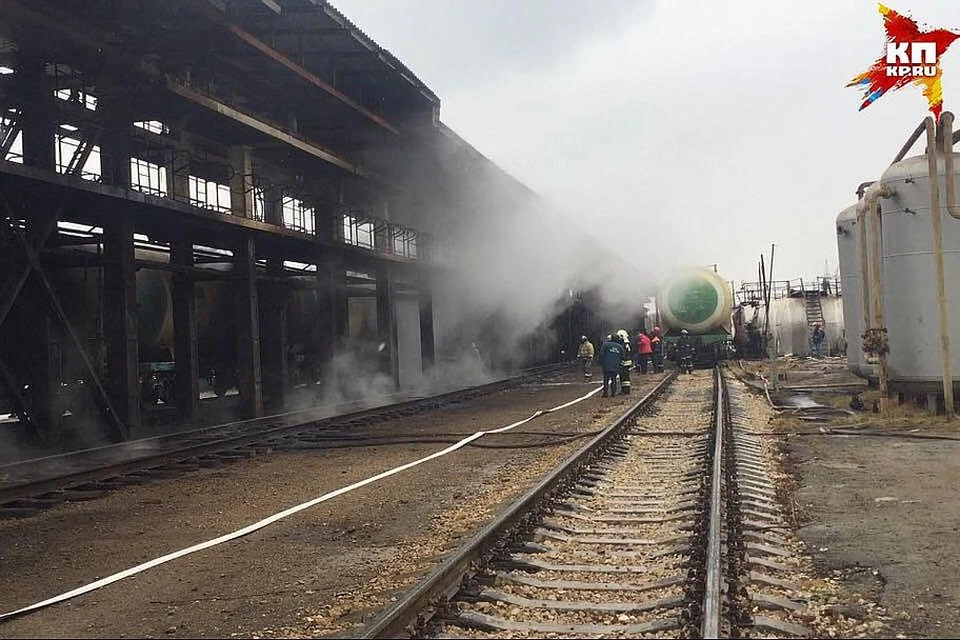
[0,370,666,639]
[737,357,960,638]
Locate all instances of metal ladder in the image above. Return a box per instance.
[801,280,825,355]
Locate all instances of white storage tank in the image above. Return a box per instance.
[820,296,846,356]
[878,152,960,392]
[836,204,878,380]
[767,295,844,357]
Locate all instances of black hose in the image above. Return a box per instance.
[274,430,607,452]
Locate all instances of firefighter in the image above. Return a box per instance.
[637,330,653,374]
[677,329,695,374]
[598,334,625,397]
[616,330,633,394]
[577,335,595,382]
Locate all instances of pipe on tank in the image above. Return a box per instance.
[925,115,955,416]
[942,113,960,220]
[856,181,894,409]
[892,120,929,165]
[856,200,871,374]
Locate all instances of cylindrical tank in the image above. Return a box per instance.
[135,271,229,363]
[836,205,878,379]
[766,295,844,358]
[820,296,845,356]
[767,298,807,357]
[879,152,960,391]
[657,267,733,333]
[136,269,173,359]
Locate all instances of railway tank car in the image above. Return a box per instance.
[656,267,734,367]
[25,258,327,409]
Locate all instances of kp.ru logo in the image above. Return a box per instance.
[848,4,959,119]
[884,42,938,78]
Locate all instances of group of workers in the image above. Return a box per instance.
[577,327,673,397]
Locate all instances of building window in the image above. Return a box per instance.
[282,196,315,234]
[54,88,98,111]
[188,175,232,214]
[342,213,374,249]
[133,120,169,135]
[130,157,168,197]
[55,127,101,181]
[1,109,22,164]
[392,227,418,259]
[252,186,266,222]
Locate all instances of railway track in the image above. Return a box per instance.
[360,367,815,639]
[0,364,567,518]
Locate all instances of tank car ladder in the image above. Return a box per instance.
[800,280,825,355]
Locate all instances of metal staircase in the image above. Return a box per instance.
[801,280,825,355]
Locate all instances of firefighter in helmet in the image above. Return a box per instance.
[616,329,633,394]
[577,335,595,382]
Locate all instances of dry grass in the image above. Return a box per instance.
[734,358,960,434]
[767,386,960,433]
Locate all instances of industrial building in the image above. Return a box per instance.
[0,0,611,450]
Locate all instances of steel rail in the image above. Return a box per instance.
[359,371,678,639]
[0,364,568,506]
[701,365,726,638]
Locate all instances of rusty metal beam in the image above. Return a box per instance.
[64,136,94,176]
[26,230,128,440]
[196,0,400,136]
[3,0,376,180]
[166,79,365,176]
[0,206,59,333]
[0,109,21,158]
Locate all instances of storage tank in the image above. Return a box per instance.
[820,296,845,356]
[836,205,878,379]
[878,152,960,392]
[657,267,733,334]
[766,297,807,356]
[766,294,844,358]
[135,272,230,363]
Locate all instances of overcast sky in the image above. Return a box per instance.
[331,0,960,286]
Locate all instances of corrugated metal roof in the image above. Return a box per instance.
[315,0,440,106]
[437,122,536,198]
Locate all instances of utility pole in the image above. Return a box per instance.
[765,245,778,390]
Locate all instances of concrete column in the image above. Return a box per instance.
[172,237,199,422]
[21,297,62,447]
[234,236,263,417]
[103,216,141,428]
[376,265,399,388]
[419,290,435,373]
[314,199,338,243]
[263,181,283,227]
[260,256,288,407]
[373,220,390,254]
[18,52,55,172]
[100,124,131,188]
[229,145,254,218]
[315,250,346,368]
[98,97,131,188]
[167,133,192,204]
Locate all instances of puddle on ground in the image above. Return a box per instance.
[777,394,823,409]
